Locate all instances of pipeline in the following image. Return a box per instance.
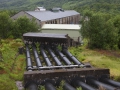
[62,46,83,66]
[25,82,38,90]
[26,83,38,90]
[101,78,120,88]
[74,80,96,90]
[55,78,76,90]
[25,44,31,58]
[71,77,96,90]
[47,46,62,66]
[63,82,76,90]
[54,47,72,65]
[44,79,56,90]
[45,82,56,90]
[23,34,120,90]
[28,65,79,70]
[86,77,116,90]
[25,43,32,71]
[77,81,96,90]
[40,45,52,66]
[100,75,120,88]
[32,44,42,69]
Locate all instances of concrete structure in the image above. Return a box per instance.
[11,9,80,27]
[41,24,82,46]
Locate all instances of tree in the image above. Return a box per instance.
[81,13,118,50]
[113,15,120,48]
[103,19,118,49]
[11,16,39,38]
[0,11,12,38]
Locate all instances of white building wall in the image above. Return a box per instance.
[41,29,80,42]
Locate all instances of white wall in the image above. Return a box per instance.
[41,29,81,42]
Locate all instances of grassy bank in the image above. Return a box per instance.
[0,39,25,90]
[69,45,120,81]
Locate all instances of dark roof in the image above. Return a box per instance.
[23,32,67,38]
[23,32,68,44]
[25,10,79,21]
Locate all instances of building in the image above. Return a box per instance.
[11,8,80,27]
[35,7,46,11]
[41,24,82,46]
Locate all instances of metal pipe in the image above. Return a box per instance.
[40,46,52,66]
[86,77,115,90]
[47,47,62,66]
[25,44,32,71]
[29,65,79,70]
[25,83,38,90]
[25,44,31,58]
[26,58,32,71]
[75,80,96,90]
[63,82,76,90]
[62,48,82,65]
[100,78,120,87]
[45,82,56,90]
[54,48,72,65]
[32,44,42,69]
[26,50,31,58]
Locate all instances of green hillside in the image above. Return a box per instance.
[0,0,69,10]
[72,0,120,14]
[0,0,120,14]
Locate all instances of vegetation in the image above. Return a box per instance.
[1,39,120,89]
[0,11,12,38]
[0,0,120,13]
[0,39,25,90]
[0,0,69,10]
[81,13,120,50]
[0,0,120,90]
[0,11,39,39]
[69,43,120,81]
[11,16,39,38]
[0,1,120,48]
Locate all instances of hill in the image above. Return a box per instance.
[0,0,120,14]
[0,0,69,10]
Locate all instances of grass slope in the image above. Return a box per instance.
[69,45,120,81]
[0,39,25,90]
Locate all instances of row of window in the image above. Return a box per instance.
[45,15,79,24]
